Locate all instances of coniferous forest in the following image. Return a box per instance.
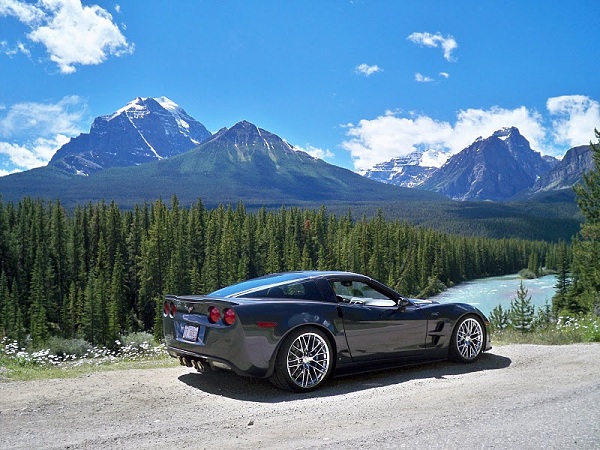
[0,196,566,348]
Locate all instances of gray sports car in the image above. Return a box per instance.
[163,271,492,392]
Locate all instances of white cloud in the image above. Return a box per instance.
[0,95,86,137]
[451,106,546,153]
[547,95,600,147]
[0,40,31,57]
[342,111,453,170]
[295,144,334,161]
[342,104,554,171]
[0,0,43,23]
[355,63,382,76]
[407,31,458,62]
[0,96,86,171]
[415,72,450,83]
[415,73,433,83]
[0,0,134,73]
[0,135,70,169]
[421,149,449,168]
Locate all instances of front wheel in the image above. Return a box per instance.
[449,316,485,363]
[270,327,333,392]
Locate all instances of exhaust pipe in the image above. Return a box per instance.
[192,359,209,373]
[179,356,209,372]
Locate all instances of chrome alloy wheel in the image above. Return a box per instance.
[455,317,484,361]
[286,332,331,389]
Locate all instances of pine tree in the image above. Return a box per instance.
[49,200,68,331]
[108,252,127,345]
[0,271,9,338]
[552,241,571,317]
[489,304,510,332]
[569,129,600,314]
[509,281,535,333]
[28,246,50,347]
[138,200,169,329]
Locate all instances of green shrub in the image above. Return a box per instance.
[45,337,92,358]
[557,314,600,343]
[118,331,157,350]
[518,268,537,279]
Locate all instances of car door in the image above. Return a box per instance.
[333,278,428,362]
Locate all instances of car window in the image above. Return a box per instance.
[332,280,396,307]
[238,280,323,301]
[208,272,310,297]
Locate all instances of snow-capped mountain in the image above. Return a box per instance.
[362,150,438,188]
[419,127,557,201]
[49,97,212,175]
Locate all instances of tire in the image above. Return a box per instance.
[270,327,333,392]
[449,315,485,363]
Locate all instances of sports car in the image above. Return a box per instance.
[163,271,492,392]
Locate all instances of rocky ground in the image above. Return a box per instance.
[1,344,599,449]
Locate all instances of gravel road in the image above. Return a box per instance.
[1,344,599,449]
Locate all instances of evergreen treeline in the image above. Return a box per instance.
[0,196,564,348]
[556,129,600,316]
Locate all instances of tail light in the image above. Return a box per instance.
[163,301,176,318]
[223,308,236,326]
[208,306,221,324]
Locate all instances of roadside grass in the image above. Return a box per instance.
[492,328,591,345]
[0,333,178,382]
[492,315,600,345]
[2,315,599,382]
[0,355,178,382]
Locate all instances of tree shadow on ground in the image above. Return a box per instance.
[178,351,511,403]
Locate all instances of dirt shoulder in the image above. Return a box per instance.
[1,344,599,449]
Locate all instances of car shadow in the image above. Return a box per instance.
[177,351,511,403]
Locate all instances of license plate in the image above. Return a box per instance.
[182,324,199,341]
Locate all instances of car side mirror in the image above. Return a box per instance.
[397,297,411,310]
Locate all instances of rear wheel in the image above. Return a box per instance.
[270,327,333,392]
[449,315,485,363]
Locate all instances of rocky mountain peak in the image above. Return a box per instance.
[492,126,520,140]
[418,128,557,201]
[49,97,212,175]
[219,121,295,151]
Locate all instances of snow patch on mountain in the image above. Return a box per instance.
[362,149,440,187]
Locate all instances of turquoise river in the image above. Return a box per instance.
[430,273,557,316]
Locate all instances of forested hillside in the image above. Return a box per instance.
[0,196,564,348]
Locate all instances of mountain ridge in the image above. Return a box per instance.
[0,98,585,241]
[364,127,580,202]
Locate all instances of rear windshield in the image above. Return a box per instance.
[208,273,320,299]
[237,279,323,301]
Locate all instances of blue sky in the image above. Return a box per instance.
[1,0,599,176]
